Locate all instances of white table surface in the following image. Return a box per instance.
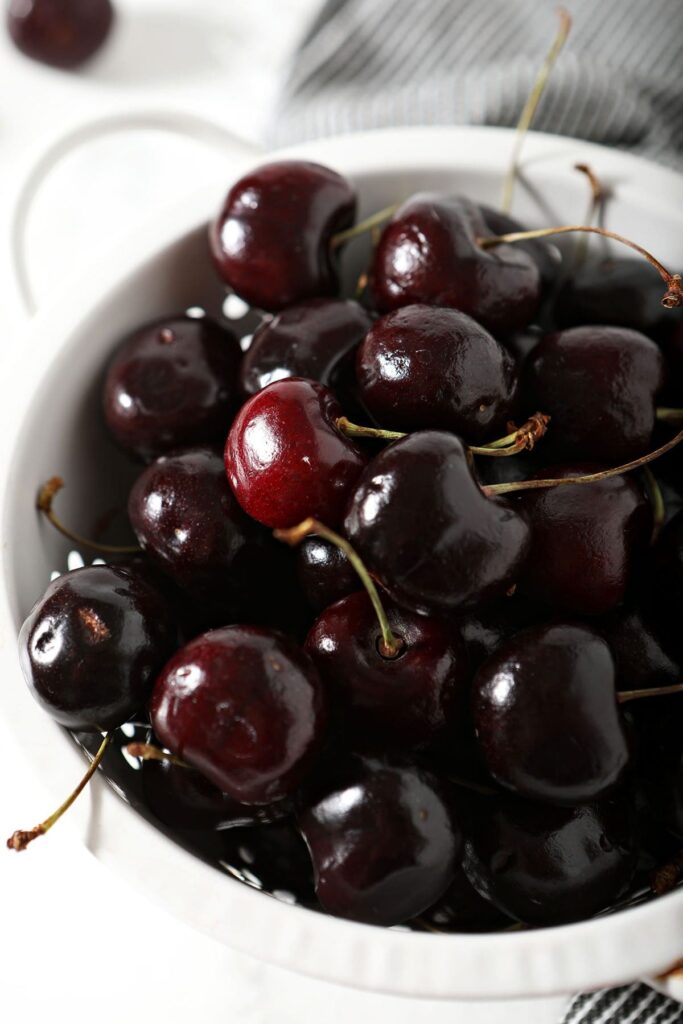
[0,2,572,1020]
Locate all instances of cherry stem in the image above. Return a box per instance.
[656,408,683,423]
[617,683,683,704]
[642,467,665,541]
[331,204,398,249]
[478,225,683,309]
[573,163,607,265]
[274,517,404,658]
[337,413,550,457]
[484,427,683,497]
[500,7,572,212]
[126,742,189,768]
[37,477,139,555]
[7,733,110,852]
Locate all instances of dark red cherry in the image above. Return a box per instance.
[553,258,679,339]
[225,378,367,529]
[601,603,681,694]
[356,305,518,443]
[239,299,372,402]
[344,431,531,614]
[298,755,460,925]
[103,315,241,462]
[372,194,540,334]
[7,0,114,68]
[515,465,652,616]
[127,447,277,627]
[151,626,326,805]
[478,205,561,296]
[501,325,543,366]
[305,591,469,749]
[463,791,638,925]
[140,758,291,831]
[420,863,514,933]
[296,536,358,613]
[19,565,176,732]
[472,622,630,805]
[524,326,666,461]
[209,161,356,311]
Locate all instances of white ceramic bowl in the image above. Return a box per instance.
[2,126,683,1001]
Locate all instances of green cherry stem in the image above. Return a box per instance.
[656,408,683,423]
[7,733,111,852]
[126,742,190,768]
[478,225,683,309]
[500,7,572,212]
[37,477,139,555]
[337,413,550,457]
[618,684,683,704]
[484,427,683,497]
[331,204,398,249]
[274,517,404,659]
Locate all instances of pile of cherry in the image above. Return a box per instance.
[11,157,683,934]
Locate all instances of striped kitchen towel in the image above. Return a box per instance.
[271,0,683,169]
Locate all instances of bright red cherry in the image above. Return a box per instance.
[225,378,367,529]
[151,626,326,805]
[209,161,356,311]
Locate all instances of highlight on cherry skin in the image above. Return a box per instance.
[8,104,683,934]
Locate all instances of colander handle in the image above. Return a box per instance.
[10,109,260,317]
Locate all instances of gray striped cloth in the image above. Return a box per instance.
[271,0,683,169]
[272,2,683,1020]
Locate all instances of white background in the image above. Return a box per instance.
[0,2,571,1020]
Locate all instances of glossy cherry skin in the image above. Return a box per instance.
[472,623,630,805]
[305,591,470,749]
[7,0,114,68]
[140,758,291,831]
[462,791,638,925]
[19,565,177,732]
[151,625,326,805]
[553,258,678,339]
[515,465,652,616]
[225,378,367,529]
[344,431,531,614]
[356,305,518,443]
[209,161,356,311]
[372,194,540,334]
[296,536,358,613]
[240,299,372,401]
[128,447,276,626]
[103,315,241,462]
[420,863,513,933]
[524,326,666,461]
[298,755,461,925]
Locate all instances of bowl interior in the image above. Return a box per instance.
[2,127,683,999]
